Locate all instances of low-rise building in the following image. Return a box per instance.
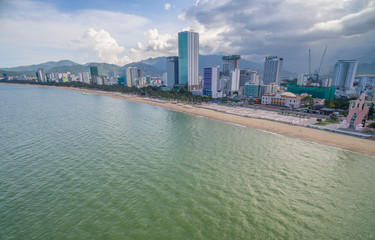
[261,92,303,108]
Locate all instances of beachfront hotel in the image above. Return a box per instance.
[178,30,199,91]
[332,60,358,91]
[263,56,283,85]
[203,66,221,98]
[222,55,241,77]
[36,68,46,83]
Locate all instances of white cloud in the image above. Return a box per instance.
[0,0,165,66]
[305,7,375,36]
[70,28,126,65]
[69,27,177,65]
[164,3,171,10]
[127,29,177,62]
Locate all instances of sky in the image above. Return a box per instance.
[0,0,374,73]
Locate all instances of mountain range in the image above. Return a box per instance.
[1,55,374,78]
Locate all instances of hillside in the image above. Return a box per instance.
[0,60,79,72]
[0,54,304,78]
[123,62,164,76]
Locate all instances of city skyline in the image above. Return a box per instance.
[0,0,374,73]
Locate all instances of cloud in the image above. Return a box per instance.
[70,28,126,64]
[127,28,177,62]
[1,0,374,72]
[306,7,375,37]
[180,0,375,72]
[0,0,158,66]
[69,27,177,65]
[164,3,171,10]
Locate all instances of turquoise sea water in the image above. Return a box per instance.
[1,84,374,239]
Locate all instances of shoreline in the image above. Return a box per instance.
[2,82,375,156]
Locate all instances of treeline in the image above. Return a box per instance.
[324,98,356,110]
[0,80,212,104]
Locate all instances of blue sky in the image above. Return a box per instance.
[0,0,374,73]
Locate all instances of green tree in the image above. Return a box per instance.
[325,99,336,108]
[330,113,338,121]
[302,95,314,106]
[369,103,374,117]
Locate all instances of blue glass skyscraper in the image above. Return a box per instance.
[263,56,283,85]
[167,56,179,89]
[178,31,199,91]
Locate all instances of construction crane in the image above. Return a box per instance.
[307,46,327,86]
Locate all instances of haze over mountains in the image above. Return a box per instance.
[1,55,374,78]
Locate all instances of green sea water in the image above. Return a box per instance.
[1,84,374,239]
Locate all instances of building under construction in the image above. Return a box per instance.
[222,55,241,76]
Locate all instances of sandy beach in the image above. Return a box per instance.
[3,83,375,156]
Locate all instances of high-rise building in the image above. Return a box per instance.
[167,56,179,89]
[332,60,358,90]
[263,56,283,85]
[203,67,212,91]
[203,66,220,98]
[90,66,99,84]
[297,74,308,86]
[239,69,251,87]
[36,68,46,82]
[322,78,332,88]
[222,55,240,76]
[125,67,140,87]
[178,30,199,91]
[239,69,260,87]
[230,68,240,93]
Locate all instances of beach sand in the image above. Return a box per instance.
[3,83,375,156]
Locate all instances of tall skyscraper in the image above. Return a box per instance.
[230,68,240,93]
[36,68,46,82]
[125,67,140,87]
[332,60,358,91]
[167,56,179,89]
[178,30,199,91]
[263,56,283,85]
[78,72,90,84]
[222,55,240,76]
[90,66,98,84]
[203,66,220,98]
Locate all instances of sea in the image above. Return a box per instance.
[1,84,374,239]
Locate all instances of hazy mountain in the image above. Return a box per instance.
[138,57,167,71]
[83,62,122,75]
[123,62,164,76]
[0,70,26,76]
[0,55,303,78]
[0,60,79,72]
